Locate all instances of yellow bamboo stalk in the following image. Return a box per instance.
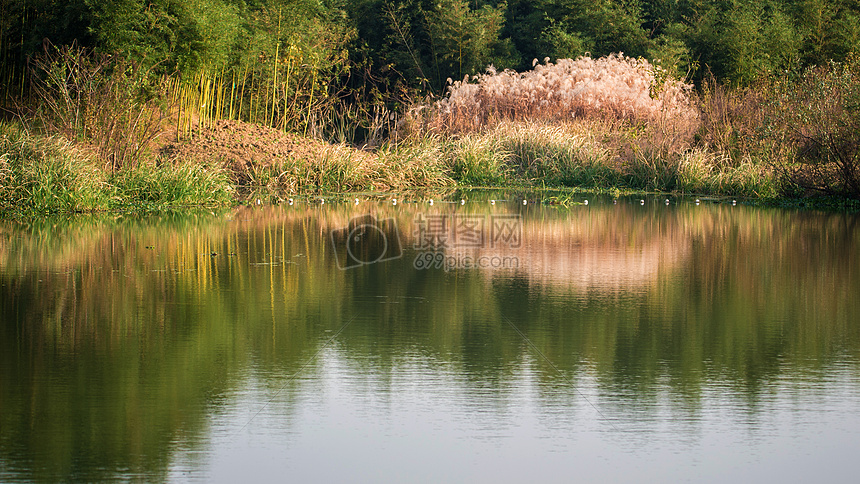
[304,64,317,137]
[183,76,192,138]
[173,77,183,141]
[250,83,256,124]
[271,9,281,127]
[213,69,220,121]
[198,69,206,136]
[228,71,237,120]
[237,65,248,122]
[217,68,227,120]
[282,45,293,129]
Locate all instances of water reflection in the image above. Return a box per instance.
[1,195,859,482]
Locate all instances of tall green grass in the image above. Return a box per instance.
[675,150,776,197]
[0,121,109,214]
[443,135,512,186]
[492,122,619,187]
[110,161,234,208]
[1,121,235,214]
[376,137,453,189]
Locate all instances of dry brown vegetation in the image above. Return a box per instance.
[424,55,698,134]
[161,119,452,194]
[394,54,775,197]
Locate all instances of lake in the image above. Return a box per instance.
[2,192,859,483]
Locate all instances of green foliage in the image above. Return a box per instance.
[350,0,515,93]
[110,160,234,207]
[540,19,588,60]
[687,1,801,85]
[516,0,655,64]
[763,60,860,199]
[791,0,860,65]
[425,0,510,80]
[6,0,860,100]
[76,0,244,74]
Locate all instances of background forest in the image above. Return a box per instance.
[3,0,859,94]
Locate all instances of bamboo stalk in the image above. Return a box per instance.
[282,45,293,129]
[238,65,248,122]
[198,69,208,135]
[270,9,281,128]
[305,63,317,137]
[228,71,236,120]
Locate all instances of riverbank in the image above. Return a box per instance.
[0,116,760,214]
[4,116,859,216]
[0,121,233,215]
[4,53,859,216]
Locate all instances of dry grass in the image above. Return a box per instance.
[163,119,453,194]
[392,53,780,197]
[29,43,165,172]
[421,54,697,134]
[695,77,768,162]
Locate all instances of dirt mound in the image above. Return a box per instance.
[162,120,374,171]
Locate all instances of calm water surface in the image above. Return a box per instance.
[2,193,859,482]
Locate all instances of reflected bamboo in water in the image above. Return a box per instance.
[1,196,859,480]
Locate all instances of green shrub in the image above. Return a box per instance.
[763,61,860,199]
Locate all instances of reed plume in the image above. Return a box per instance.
[425,54,697,134]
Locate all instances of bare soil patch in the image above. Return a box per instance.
[161,120,375,172]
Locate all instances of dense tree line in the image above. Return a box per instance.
[2,0,859,94]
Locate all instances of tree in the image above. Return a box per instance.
[687,1,800,85]
[425,0,510,80]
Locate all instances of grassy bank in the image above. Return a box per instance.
[3,54,859,216]
[0,122,233,215]
[434,121,774,197]
[0,116,776,215]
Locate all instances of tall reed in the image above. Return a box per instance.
[422,54,698,134]
[29,42,165,172]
